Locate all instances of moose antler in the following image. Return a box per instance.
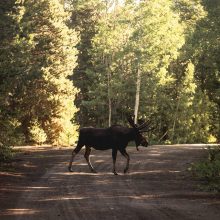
[127,114,157,133]
[139,126,156,133]
[137,119,152,130]
[127,114,138,128]
[139,120,157,133]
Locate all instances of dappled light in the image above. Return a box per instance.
[38,196,88,202]
[0,0,220,218]
[0,172,24,178]
[1,209,40,216]
[1,145,220,220]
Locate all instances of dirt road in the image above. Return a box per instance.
[0,145,220,220]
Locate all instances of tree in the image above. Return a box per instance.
[19,0,79,145]
[87,0,135,126]
[158,0,212,143]
[68,0,103,126]
[69,0,219,143]
[80,0,185,127]
[127,0,185,123]
[192,0,220,140]
[0,0,79,145]
[0,0,25,145]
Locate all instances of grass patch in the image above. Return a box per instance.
[190,145,220,192]
[0,145,15,163]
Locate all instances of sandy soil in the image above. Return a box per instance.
[0,144,220,220]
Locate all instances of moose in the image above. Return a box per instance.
[68,115,153,175]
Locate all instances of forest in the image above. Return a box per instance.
[0,0,220,150]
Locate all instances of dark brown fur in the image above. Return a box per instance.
[68,116,150,175]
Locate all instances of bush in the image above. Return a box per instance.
[0,117,25,146]
[0,145,14,162]
[192,160,220,180]
[190,145,220,192]
[29,120,47,145]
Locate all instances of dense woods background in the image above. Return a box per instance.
[0,0,219,148]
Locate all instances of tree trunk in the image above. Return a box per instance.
[171,97,180,142]
[107,69,112,127]
[134,67,141,124]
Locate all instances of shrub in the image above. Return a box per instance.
[0,145,14,162]
[29,120,47,145]
[190,145,220,192]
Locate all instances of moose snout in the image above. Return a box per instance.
[141,139,148,147]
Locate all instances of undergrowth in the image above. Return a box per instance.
[190,145,220,192]
[0,145,14,163]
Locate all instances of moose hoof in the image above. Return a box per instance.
[113,171,118,175]
[124,169,129,174]
[91,169,97,173]
[68,166,73,172]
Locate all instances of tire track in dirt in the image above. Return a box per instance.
[11,145,220,220]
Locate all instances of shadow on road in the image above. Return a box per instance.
[0,145,220,220]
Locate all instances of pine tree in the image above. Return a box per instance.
[12,0,79,145]
[0,0,24,145]
[68,0,102,126]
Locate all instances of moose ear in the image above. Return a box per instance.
[127,114,137,128]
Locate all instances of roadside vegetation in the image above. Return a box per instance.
[0,145,14,163]
[190,145,220,192]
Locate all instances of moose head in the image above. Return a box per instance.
[127,115,154,151]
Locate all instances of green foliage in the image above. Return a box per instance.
[0,116,25,146]
[29,120,47,145]
[64,0,219,144]
[190,145,220,192]
[192,0,220,140]
[0,0,79,145]
[0,0,26,146]
[173,0,206,34]
[130,0,185,70]
[207,145,220,162]
[68,0,102,126]
[81,0,186,127]
[0,0,220,145]
[0,145,14,162]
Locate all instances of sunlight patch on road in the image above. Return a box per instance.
[168,170,181,173]
[73,163,88,166]
[38,196,88,202]
[148,153,162,156]
[54,171,116,176]
[131,170,181,175]
[0,172,24,177]
[27,186,52,189]
[95,159,105,163]
[23,163,37,168]
[61,196,88,200]
[131,170,164,174]
[1,208,40,216]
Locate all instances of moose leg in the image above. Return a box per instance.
[112,149,118,175]
[68,144,83,172]
[84,147,96,173]
[119,149,130,174]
